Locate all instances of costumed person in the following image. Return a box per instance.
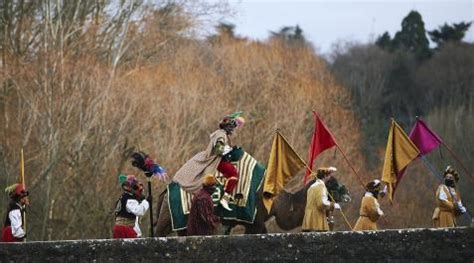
[1,184,29,242]
[112,175,150,239]
[186,174,220,236]
[353,179,384,231]
[302,167,341,232]
[173,112,245,211]
[432,166,467,228]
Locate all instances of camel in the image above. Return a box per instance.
[154,175,350,236]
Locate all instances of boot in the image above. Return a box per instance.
[220,193,233,211]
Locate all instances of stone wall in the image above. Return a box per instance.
[1,227,473,262]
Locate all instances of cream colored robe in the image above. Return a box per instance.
[173,129,228,193]
[353,192,383,231]
[302,179,334,232]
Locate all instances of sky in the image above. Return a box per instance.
[221,0,474,54]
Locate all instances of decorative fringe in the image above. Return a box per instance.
[4,184,18,195]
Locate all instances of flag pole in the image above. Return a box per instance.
[441,142,474,183]
[147,176,154,238]
[277,130,353,230]
[334,144,366,188]
[20,148,27,241]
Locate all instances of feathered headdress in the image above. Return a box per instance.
[5,183,28,199]
[131,151,167,181]
[220,111,246,130]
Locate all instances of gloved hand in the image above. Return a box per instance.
[458,201,467,213]
[146,195,153,203]
[379,185,388,198]
[222,145,233,155]
[334,203,341,210]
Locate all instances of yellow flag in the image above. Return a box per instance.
[381,120,420,201]
[263,130,306,213]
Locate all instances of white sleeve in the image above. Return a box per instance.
[456,200,467,213]
[133,217,142,238]
[126,199,149,216]
[9,210,26,238]
[438,188,448,201]
[322,188,331,207]
[375,200,384,216]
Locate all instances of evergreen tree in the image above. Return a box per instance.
[392,11,431,60]
[428,22,472,47]
[375,32,393,51]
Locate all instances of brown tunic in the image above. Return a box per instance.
[432,184,461,228]
[353,193,382,231]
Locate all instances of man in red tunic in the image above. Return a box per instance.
[186,174,219,236]
[1,184,29,242]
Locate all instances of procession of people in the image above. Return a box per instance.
[1,112,471,242]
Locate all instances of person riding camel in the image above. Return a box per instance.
[173,112,245,211]
[1,184,29,242]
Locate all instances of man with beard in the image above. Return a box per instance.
[186,174,220,236]
[432,166,467,227]
[353,179,384,231]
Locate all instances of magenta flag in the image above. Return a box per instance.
[408,119,443,156]
[392,118,443,198]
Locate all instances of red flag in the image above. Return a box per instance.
[304,112,337,184]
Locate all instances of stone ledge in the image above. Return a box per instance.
[1,227,473,262]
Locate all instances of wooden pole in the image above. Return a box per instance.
[147,176,154,238]
[334,144,366,189]
[442,142,474,183]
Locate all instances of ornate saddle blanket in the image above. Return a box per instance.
[168,149,265,231]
